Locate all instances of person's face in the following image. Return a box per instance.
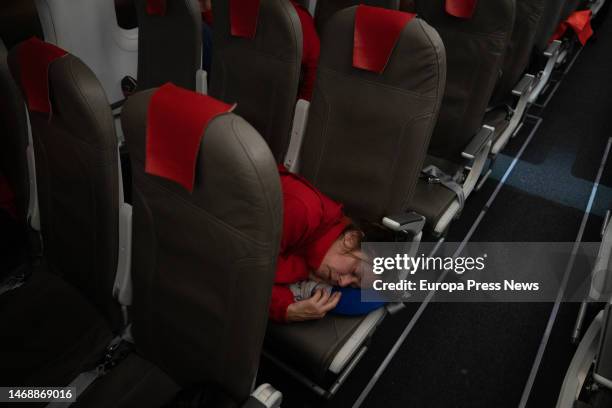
[312,231,366,288]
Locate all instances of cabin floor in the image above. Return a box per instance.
[257,4,612,407]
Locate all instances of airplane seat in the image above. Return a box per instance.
[121,85,283,403]
[313,0,400,32]
[557,212,612,407]
[0,38,29,227]
[33,0,138,106]
[0,39,122,388]
[267,5,446,397]
[133,0,202,92]
[209,0,302,162]
[7,39,123,330]
[486,0,546,156]
[407,0,515,236]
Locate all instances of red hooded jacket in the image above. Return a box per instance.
[269,165,348,322]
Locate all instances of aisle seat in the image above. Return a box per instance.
[407,0,515,235]
[272,5,445,397]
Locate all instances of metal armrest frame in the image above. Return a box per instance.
[284,99,310,173]
[529,40,563,104]
[491,74,536,156]
[433,126,493,236]
[245,384,282,408]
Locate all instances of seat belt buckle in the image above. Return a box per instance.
[421,173,441,184]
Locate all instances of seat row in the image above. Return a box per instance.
[0,0,607,402]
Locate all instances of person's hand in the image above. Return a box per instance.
[285,289,341,322]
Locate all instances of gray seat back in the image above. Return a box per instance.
[314,0,400,31]
[299,6,446,222]
[122,88,282,401]
[134,0,202,91]
[534,0,567,52]
[491,0,546,105]
[0,39,29,223]
[412,0,515,163]
[8,41,121,329]
[562,0,582,21]
[209,0,302,161]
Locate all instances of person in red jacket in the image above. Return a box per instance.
[271,165,366,323]
[290,1,320,101]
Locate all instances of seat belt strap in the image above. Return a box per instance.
[45,335,132,408]
[422,165,465,211]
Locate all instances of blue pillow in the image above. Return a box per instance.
[330,287,386,316]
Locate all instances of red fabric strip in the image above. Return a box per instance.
[353,5,416,74]
[17,37,67,114]
[567,10,593,45]
[550,9,593,46]
[445,0,478,19]
[145,83,233,192]
[230,0,261,38]
[146,0,166,15]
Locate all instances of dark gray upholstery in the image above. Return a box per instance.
[0,267,112,387]
[491,0,546,105]
[299,7,446,223]
[0,38,29,224]
[314,0,400,32]
[122,89,282,402]
[534,0,568,52]
[209,0,302,161]
[134,0,202,90]
[267,314,369,381]
[562,0,582,20]
[8,51,122,330]
[412,0,515,164]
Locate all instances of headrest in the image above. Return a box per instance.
[146,0,167,15]
[145,83,234,192]
[353,5,416,74]
[16,37,67,114]
[445,0,478,19]
[564,10,593,45]
[230,0,261,38]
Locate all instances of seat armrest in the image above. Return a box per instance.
[382,212,425,235]
[544,40,562,58]
[196,69,208,94]
[243,384,282,408]
[462,125,494,160]
[512,74,535,97]
[283,99,310,173]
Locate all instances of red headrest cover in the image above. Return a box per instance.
[145,83,234,192]
[146,0,166,16]
[230,0,261,38]
[353,5,416,74]
[17,37,67,114]
[445,0,478,19]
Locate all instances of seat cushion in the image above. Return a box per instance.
[74,353,180,408]
[265,314,368,381]
[0,266,113,387]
